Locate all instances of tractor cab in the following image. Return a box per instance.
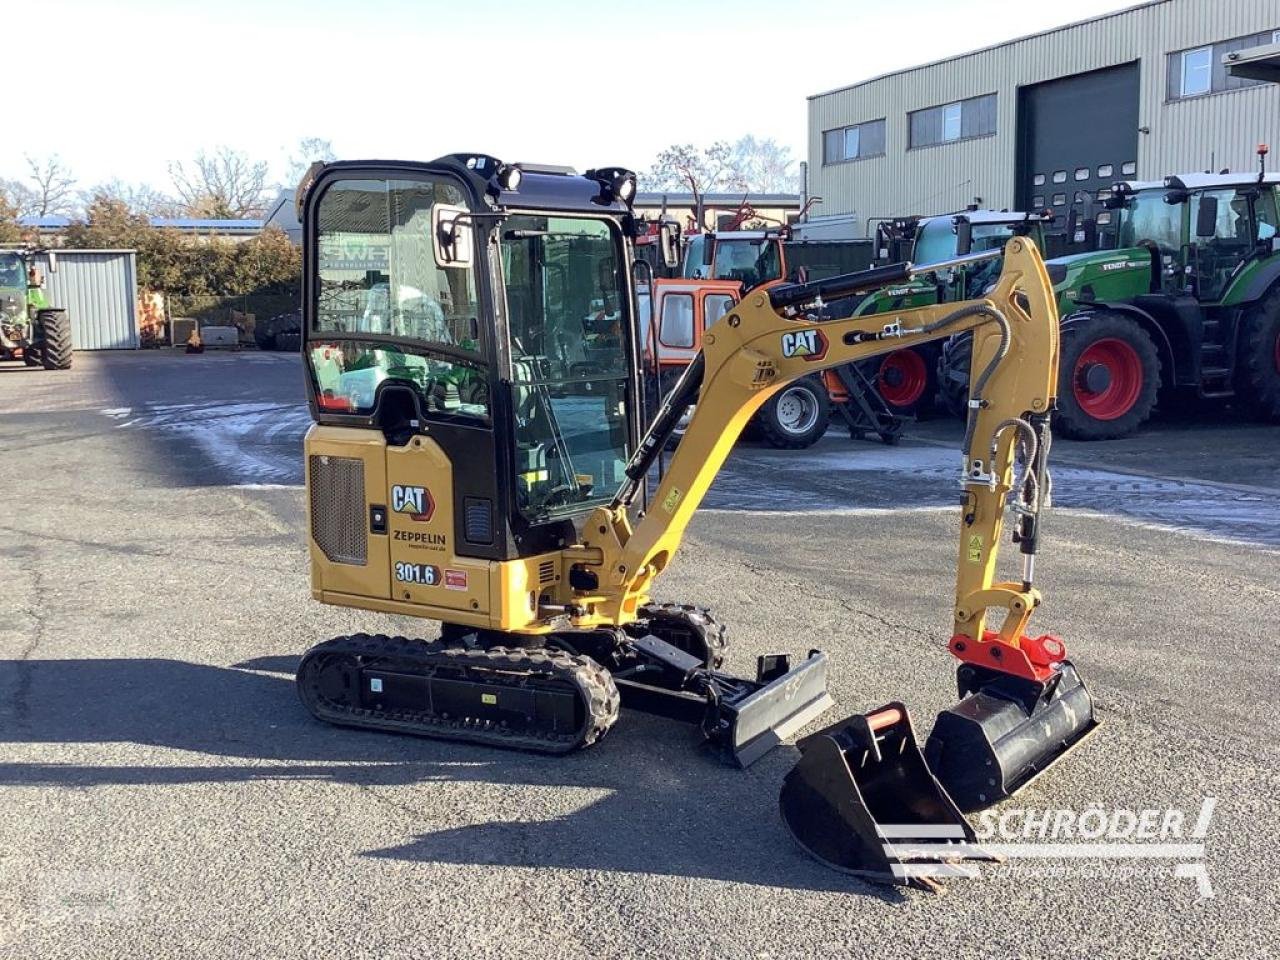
[1105,172,1280,300]
[683,230,783,290]
[300,156,655,573]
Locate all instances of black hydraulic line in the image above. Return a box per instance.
[1017,412,1053,589]
[768,261,913,311]
[612,353,705,509]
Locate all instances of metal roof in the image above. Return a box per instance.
[635,192,801,206]
[152,217,264,231]
[17,214,266,232]
[808,0,1161,99]
[1164,172,1280,190]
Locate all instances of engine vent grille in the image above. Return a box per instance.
[538,559,556,584]
[464,497,494,545]
[309,455,367,565]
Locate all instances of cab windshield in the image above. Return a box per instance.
[0,254,23,289]
[1117,190,1184,252]
[914,219,1017,267]
[711,238,781,287]
[501,215,631,521]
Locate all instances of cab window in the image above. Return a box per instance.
[1253,190,1278,242]
[309,176,488,420]
[704,293,734,327]
[659,292,695,347]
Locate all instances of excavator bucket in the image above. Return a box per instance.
[779,703,993,889]
[925,661,1098,812]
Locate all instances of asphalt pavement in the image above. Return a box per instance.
[1,351,1277,959]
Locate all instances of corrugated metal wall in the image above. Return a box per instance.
[807,0,1280,226]
[32,250,139,350]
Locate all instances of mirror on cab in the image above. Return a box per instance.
[433,204,473,267]
[1195,194,1219,238]
[658,220,680,270]
[702,233,715,266]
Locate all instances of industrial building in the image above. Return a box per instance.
[805,0,1280,237]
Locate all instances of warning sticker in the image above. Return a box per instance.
[662,487,683,514]
[444,568,468,591]
[967,534,983,563]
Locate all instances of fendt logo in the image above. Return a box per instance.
[780,328,828,362]
[391,485,435,522]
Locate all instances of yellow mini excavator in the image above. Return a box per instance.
[292,156,1097,885]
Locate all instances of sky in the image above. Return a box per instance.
[19,0,1147,198]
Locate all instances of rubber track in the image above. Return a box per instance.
[296,633,620,753]
[633,602,728,668]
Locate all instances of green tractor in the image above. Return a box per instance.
[940,158,1280,439]
[853,209,1056,415]
[0,250,73,370]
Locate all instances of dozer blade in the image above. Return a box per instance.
[723,651,835,767]
[779,703,995,889]
[925,660,1099,813]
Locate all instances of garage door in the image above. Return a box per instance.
[1016,62,1140,237]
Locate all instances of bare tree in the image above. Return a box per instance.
[81,179,182,218]
[23,155,78,217]
[285,137,336,187]
[642,142,748,229]
[730,136,799,195]
[0,179,37,219]
[169,147,271,219]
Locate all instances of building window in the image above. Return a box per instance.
[908,94,996,149]
[1098,164,1113,179]
[822,118,886,164]
[1122,161,1137,176]
[1033,173,1046,186]
[1180,46,1213,96]
[1032,195,1045,208]
[1168,29,1280,100]
[1052,193,1067,206]
[1052,171,1067,184]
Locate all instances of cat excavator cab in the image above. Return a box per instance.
[294,156,1097,886]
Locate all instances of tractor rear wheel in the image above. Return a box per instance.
[756,375,830,449]
[864,345,937,417]
[1056,313,1159,440]
[936,333,973,418]
[1235,288,1280,422]
[36,309,72,370]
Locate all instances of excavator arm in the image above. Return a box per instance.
[568,237,1096,883]
[573,237,1063,686]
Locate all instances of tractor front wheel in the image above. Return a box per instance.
[1236,288,1280,422]
[1056,313,1159,440]
[36,309,73,371]
[756,375,830,449]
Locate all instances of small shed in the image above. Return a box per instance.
[32,249,140,350]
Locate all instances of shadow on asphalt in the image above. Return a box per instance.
[0,655,898,899]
